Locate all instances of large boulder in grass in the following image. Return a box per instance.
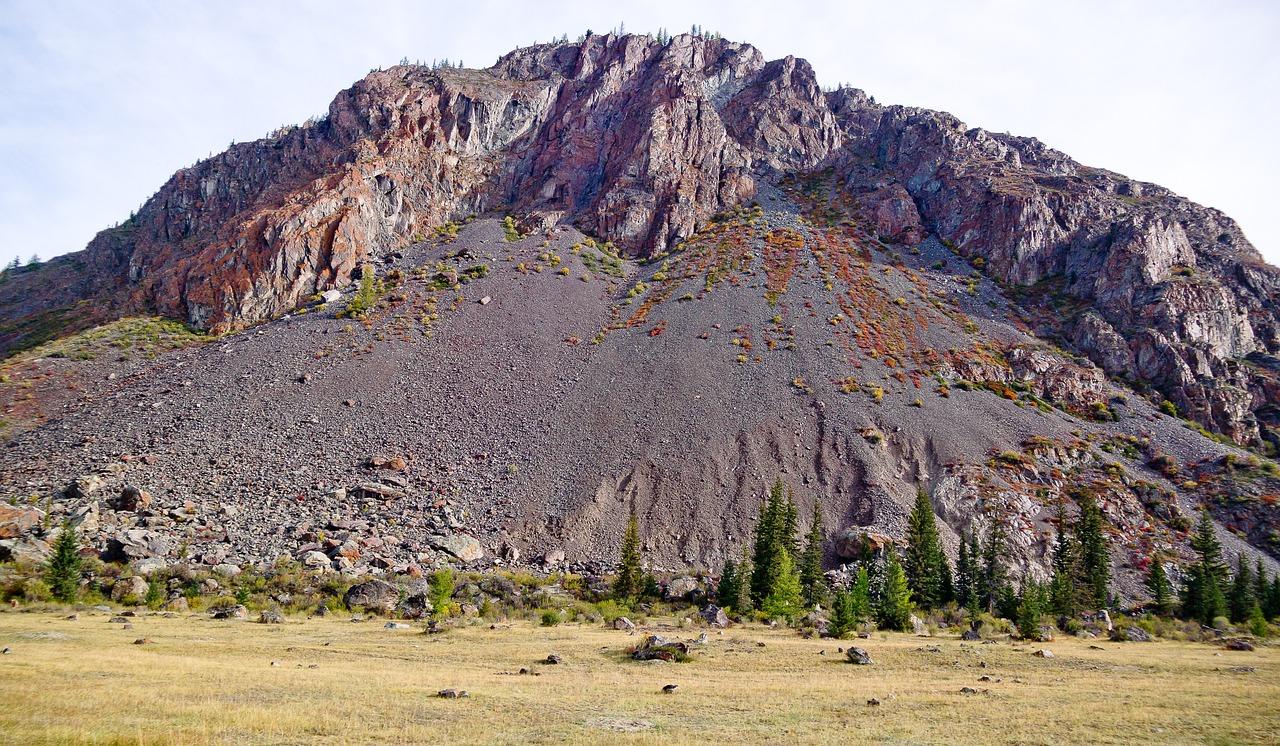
[701,604,730,628]
[343,579,400,613]
[846,646,874,665]
[632,635,690,662]
[1110,625,1152,642]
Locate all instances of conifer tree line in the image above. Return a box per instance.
[607,478,1280,639]
[1173,508,1280,630]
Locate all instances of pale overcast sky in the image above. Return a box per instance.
[1,0,1277,266]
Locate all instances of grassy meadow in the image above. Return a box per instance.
[0,609,1277,744]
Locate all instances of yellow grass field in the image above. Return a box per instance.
[0,609,1277,744]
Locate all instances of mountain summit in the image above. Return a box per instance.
[2,32,1278,589]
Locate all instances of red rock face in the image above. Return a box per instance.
[3,31,1280,446]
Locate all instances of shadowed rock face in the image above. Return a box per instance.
[3,31,1279,447]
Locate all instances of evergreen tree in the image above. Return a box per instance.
[734,550,755,613]
[1229,555,1256,623]
[1016,579,1047,639]
[1267,575,1280,621]
[760,547,803,620]
[782,489,800,556]
[904,490,948,609]
[717,559,740,611]
[1252,559,1268,613]
[750,479,785,603]
[613,510,644,599]
[45,522,82,603]
[831,568,871,638]
[849,565,871,622]
[1074,492,1110,609]
[1182,509,1228,626]
[1146,555,1174,615]
[876,548,913,631]
[981,520,1007,614]
[955,532,973,608]
[965,531,984,615]
[750,478,799,605]
[831,590,858,638]
[1049,494,1079,616]
[798,504,829,609]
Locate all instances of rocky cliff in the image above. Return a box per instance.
[2,33,1278,463]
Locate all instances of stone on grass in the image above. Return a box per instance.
[343,579,399,613]
[846,647,874,665]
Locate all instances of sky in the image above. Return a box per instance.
[1,0,1277,266]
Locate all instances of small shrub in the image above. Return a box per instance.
[540,609,562,626]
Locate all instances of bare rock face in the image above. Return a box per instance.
[3,30,1280,447]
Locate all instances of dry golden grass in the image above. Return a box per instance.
[0,609,1277,744]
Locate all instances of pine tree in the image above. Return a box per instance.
[613,510,643,599]
[1016,579,1047,639]
[782,489,799,556]
[965,531,984,616]
[717,559,740,611]
[1229,555,1256,623]
[876,548,913,631]
[1049,494,1078,616]
[734,550,755,613]
[1146,555,1174,615]
[904,490,947,609]
[981,521,1007,614]
[798,504,828,609]
[45,522,82,603]
[761,547,803,620]
[750,479,784,603]
[1074,492,1110,609]
[1252,558,1268,613]
[831,590,858,638]
[1183,509,1228,626]
[1267,575,1280,621]
[831,568,871,638]
[849,565,871,621]
[955,532,972,608]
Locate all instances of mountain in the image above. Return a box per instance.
[2,32,1278,591]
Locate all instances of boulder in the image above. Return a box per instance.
[664,576,701,601]
[343,579,400,613]
[114,485,153,512]
[910,615,929,636]
[632,635,690,662]
[211,604,249,620]
[433,534,484,563]
[0,537,50,563]
[301,551,332,569]
[1032,649,1055,658]
[960,629,982,641]
[613,616,636,631]
[700,604,730,628]
[1224,638,1255,652]
[103,530,171,562]
[133,558,168,577]
[0,504,41,539]
[541,549,566,567]
[1110,626,1152,642]
[258,608,285,624]
[67,474,104,500]
[162,596,189,612]
[68,503,100,534]
[110,575,149,603]
[395,593,433,620]
[320,289,342,304]
[846,646,874,665]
